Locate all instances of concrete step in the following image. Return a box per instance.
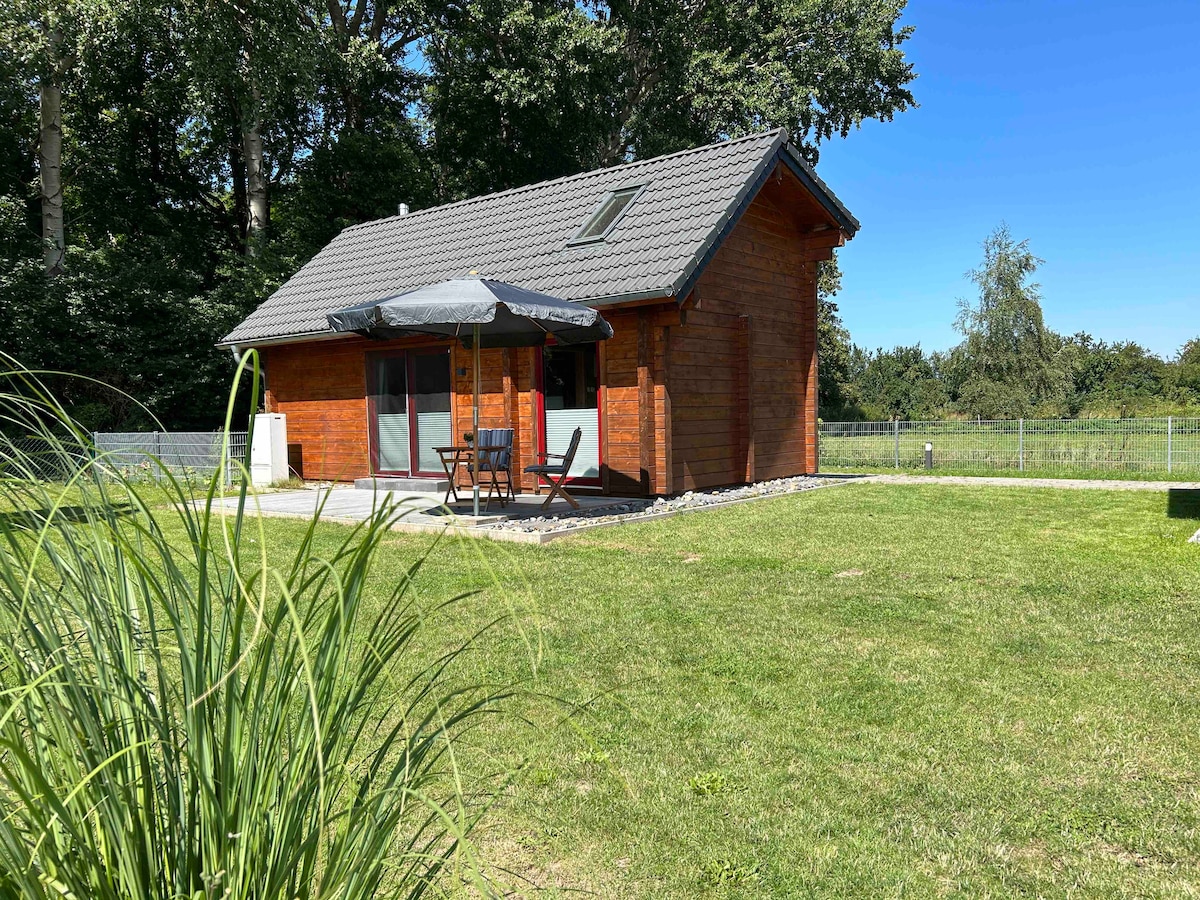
[354,476,449,494]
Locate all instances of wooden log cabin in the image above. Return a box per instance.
[219,129,858,496]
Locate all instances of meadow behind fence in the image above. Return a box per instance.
[819,417,1200,476]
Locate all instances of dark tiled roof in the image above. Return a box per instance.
[221,129,857,346]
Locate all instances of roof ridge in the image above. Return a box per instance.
[345,129,786,234]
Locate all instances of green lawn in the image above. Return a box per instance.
[252,483,1200,898]
[819,464,1200,482]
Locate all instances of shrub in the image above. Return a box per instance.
[0,358,502,898]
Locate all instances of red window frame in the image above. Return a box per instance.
[366,347,452,478]
[535,343,604,487]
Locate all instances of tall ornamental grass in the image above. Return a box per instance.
[0,359,502,898]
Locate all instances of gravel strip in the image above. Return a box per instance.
[480,475,835,534]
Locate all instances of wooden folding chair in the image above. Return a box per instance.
[471,427,515,511]
[524,427,582,510]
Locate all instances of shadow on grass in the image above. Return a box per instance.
[1166,489,1200,519]
[0,504,136,530]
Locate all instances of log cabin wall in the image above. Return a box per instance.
[265,336,538,487]
[262,314,661,494]
[598,309,636,494]
[262,337,372,482]
[669,171,823,491]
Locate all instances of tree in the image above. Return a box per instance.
[1170,337,1200,403]
[1063,332,1167,414]
[816,257,860,419]
[422,0,917,195]
[422,0,619,196]
[952,224,1072,418]
[591,0,917,165]
[854,344,945,420]
[177,0,323,254]
[1,0,92,274]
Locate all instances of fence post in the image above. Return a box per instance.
[1018,418,1024,472]
[1167,416,1173,474]
[893,420,900,469]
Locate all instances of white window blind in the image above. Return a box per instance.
[544,409,599,478]
[415,412,452,472]
[376,413,410,473]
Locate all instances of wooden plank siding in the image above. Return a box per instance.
[262,337,371,482]
[668,170,825,491]
[599,308,653,495]
[262,308,659,494]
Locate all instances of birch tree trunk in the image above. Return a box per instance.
[243,105,268,254]
[241,22,267,256]
[38,35,65,275]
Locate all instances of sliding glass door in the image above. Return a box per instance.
[372,355,410,473]
[540,344,601,483]
[412,352,452,472]
[368,349,452,476]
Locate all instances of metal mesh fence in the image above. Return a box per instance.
[1,436,92,482]
[819,417,1200,476]
[93,431,249,484]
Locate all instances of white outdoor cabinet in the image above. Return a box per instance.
[250,413,288,487]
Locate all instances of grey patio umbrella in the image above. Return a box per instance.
[326,277,613,516]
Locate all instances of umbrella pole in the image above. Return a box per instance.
[473,325,480,518]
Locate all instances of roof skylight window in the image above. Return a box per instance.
[569,185,644,244]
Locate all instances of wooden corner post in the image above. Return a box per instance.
[637,309,656,496]
[736,314,754,483]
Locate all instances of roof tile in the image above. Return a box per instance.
[222,129,855,345]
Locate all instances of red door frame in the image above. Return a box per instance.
[366,347,451,477]
[535,343,604,487]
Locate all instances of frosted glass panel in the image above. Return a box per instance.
[372,351,451,475]
[412,352,452,473]
[416,412,452,472]
[376,413,410,473]
[545,409,600,478]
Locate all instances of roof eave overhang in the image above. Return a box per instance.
[778,143,861,236]
[216,289,680,351]
[217,330,348,352]
[667,137,859,306]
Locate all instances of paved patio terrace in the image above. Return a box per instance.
[208,486,642,543]
[207,476,854,543]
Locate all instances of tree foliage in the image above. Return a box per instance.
[1175,339,1200,398]
[827,226,1200,421]
[0,0,918,428]
[852,343,946,421]
[951,224,1073,418]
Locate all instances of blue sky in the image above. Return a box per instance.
[815,0,1199,359]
